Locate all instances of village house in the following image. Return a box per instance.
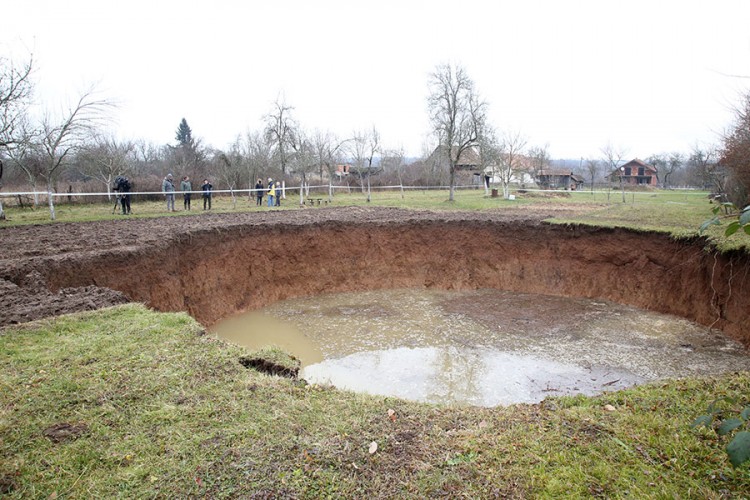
[535,169,586,190]
[335,164,351,179]
[609,158,658,186]
[427,146,535,186]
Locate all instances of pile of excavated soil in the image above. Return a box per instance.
[0,206,748,347]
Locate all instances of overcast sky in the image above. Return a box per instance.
[3,0,750,160]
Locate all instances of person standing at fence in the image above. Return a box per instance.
[202,178,213,210]
[275,179,282,207]
[255,178,264,206]
[118,176,132,215]
[181,176,192,210]
[267,178,275,207]
[162,173,175,212]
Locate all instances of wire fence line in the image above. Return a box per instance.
[0,183,710,200]
[0,183,711,221]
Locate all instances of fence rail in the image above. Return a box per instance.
[0,184,711,199]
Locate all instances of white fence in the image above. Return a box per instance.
[0,183,710,220]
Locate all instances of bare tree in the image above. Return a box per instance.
[311,130,347,202]
[601,143,629,202]
[0,53,34,219]
[478,127,503,196]
[77,135,134,198]
[664,152,684,189]
[287,129,317,205]
[214,142,244,208]
[245,130,273,199]
[3,132,45,206]
[38,87,114,219]
[131,139,163,179]
[585,158,599,193]
[688,144,724,193]
[527,144,550,182]
[381,147,406,199]
[720,90,750,207]
[647,152,684,188]
[492,129,527,199]
[0,53,34,150]
[427,63,487,201]
[264,96,297,177]
[349,127,380,202]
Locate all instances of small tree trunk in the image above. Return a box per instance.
[0,200,5,220]
[47,186,56,220]
[448,165,456,201]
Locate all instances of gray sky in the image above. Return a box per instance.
[4,0,750,160]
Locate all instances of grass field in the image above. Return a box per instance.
[1,187,749,496]
[1,305,748,497]
[2,186,748,250]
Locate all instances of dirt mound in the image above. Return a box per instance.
[0,207,748,346]
[0,271,129,325]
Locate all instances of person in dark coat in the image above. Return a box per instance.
[202,179,213,210]
[255,179,264,206]
[114,175,132,215]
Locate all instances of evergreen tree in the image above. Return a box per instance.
[175,118,193,147]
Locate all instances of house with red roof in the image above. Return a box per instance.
[609,159,658,186]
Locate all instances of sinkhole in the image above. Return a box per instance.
[212,288,750,407]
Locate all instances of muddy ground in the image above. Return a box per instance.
[1,206,748,346]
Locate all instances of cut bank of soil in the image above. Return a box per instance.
[0,206,748,346]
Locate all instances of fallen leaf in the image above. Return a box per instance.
[603,404,616,412]
[368,441,378,454]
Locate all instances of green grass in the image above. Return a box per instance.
[1,304,748,497]
[4,186,748,250]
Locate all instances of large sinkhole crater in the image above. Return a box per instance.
[212,288,750,406]
[4,209,748,404]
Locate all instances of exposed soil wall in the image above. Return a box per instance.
[1,207,748,346]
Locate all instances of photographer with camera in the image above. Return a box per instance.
[113,175,132,215]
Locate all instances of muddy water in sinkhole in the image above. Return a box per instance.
[211,288,750,407]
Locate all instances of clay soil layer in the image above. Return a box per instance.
[1,207,748,346]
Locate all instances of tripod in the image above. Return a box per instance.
[112,194,122,215]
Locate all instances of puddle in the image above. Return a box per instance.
[211,288,750,406]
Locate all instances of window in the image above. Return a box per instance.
[624,167,632,175]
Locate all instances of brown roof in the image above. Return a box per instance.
[428,146,481,169]
[537,169,575,176]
